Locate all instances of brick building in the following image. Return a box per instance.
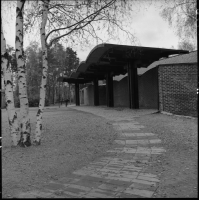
[157,51,197,117]
[138,50,197,117]
[58,44,196,117]
[80,51,197,117]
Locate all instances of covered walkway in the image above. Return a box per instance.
[57,43,188,109]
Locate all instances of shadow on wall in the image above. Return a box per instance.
[138,68,159,109]
[81,84,106,106]
[113,79,129,107]
[80,89,84,105]
[113,68,159,109]
[81,69,159,109]
[76,52,198,117]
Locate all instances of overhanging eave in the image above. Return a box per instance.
[64,43,188,82]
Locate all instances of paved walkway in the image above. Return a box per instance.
[16,106,166,198]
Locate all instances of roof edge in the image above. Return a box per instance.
[85,43,106,63]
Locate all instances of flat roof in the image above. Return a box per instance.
[58,43,188,83]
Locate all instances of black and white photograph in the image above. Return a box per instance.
[1,0,197,198]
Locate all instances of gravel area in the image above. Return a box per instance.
[2,106,117,198]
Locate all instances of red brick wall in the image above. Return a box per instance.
[158,64,197,117]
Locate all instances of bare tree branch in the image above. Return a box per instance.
[45,0,116,43]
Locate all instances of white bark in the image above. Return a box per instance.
[33,0,49,145]
[1,19,19,146]
[15,0,31,147]
[1,69,4,90]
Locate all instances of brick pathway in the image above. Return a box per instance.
[16,106,166,198]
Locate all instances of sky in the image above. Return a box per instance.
[2,0,180,62]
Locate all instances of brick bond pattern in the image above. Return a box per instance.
[16,107,166,198]
[158,64,197,117]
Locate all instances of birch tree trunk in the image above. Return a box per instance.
[15,0,31,147]
[33,0,49,145]
[1,69,4,91]
[1,18,19,146]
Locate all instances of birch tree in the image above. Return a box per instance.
[33,0,49,145]
[160,0,197,49]
[15,0,31,147]
[1,18,20,146]
[23,0,139,145]
[178,40,195,51]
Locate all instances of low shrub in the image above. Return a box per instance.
[29,98,39,107]
[45,98,49,107]
[12,97,49,108]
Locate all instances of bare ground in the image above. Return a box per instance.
[2,107,117,198]
[135,112,198,198]
[2,106,198,198]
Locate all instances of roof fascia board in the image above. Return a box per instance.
[158,62,197,67]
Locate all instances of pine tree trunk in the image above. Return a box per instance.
[1,18,20,146]
[33,0,49,145]
[15,0,31,147]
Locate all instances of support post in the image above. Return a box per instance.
[93,78,99,106]
[127,62,139,109]
[75,82,80,106]
[106,72,114,107]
